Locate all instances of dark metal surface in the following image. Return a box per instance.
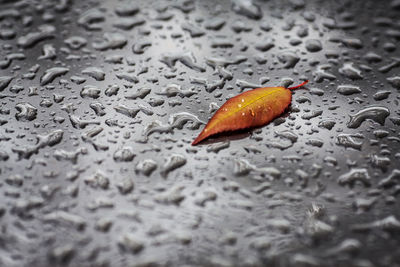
[1,0,400,266]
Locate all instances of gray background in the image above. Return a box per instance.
[0,0,400,266]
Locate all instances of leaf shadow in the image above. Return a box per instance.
[194,128,252,146]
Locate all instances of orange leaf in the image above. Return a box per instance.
[192,80,308,145]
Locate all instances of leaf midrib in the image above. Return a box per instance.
[209,87,283,128]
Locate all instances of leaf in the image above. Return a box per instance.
[192,80,308,145]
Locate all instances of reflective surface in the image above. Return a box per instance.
[1,0,400,266]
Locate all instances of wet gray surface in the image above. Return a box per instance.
[1,0,400,266]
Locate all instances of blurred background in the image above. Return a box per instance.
[0,0,400,266]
